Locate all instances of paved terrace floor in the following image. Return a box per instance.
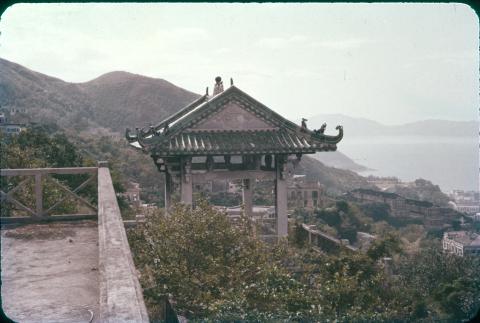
[1,220,100,323]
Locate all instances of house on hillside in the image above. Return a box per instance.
[287,175,324,210]
[0,112,26,135]
[448,190,480,215]
[119,182,142,208]
[348,188,461,228]
[442,231,480,257]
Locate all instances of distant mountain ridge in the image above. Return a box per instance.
[309,113,477,138]
[0,58,199,133]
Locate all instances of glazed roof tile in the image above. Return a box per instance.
[126,84,343,156]
[150,130,335,156]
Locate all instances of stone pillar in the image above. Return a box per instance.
[275,156,288,238]
[242,178,254,218]
[180,157,193,205]
[164,172,172,210]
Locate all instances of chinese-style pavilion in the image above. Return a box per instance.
[126,77,343,237]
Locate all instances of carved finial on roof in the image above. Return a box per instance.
[301,118,308,132]
[206,87,209,96]
[314,122,327,135]
[230,77,234,86]
[213,76,224,95]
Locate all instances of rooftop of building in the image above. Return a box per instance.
[126,77,343,157]
[351,188,399,199]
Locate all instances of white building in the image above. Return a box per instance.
[473,213,480,222]
[442,231,480,257]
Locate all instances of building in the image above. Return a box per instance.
[126,76,343,238]
[301,223,357,253]
[443,231,480,257]
[473,213,480,222]
[287,175,324,210]
[119,182,142,208]
[349,188,461,228]
[349,188,409,217]
[0,112,26,135]
[449,201,480,215]
[448,190,480,215]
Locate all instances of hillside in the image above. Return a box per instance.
[0,58,199,133]
[295,156,374,195]
[0,59,97,130]
[313,151,370,172]
[80,71,199,131]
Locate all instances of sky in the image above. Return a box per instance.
[0,3,478,125]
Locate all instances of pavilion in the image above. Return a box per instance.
[126,77,343,237]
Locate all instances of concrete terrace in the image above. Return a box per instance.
[2,221,99,322]
[1,164,149,322]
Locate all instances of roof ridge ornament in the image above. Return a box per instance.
[213,76,224,95]
[300,118,308,132]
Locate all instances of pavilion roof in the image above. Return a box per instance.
[126,84,343,157]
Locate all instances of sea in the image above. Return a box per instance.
[337,135,479,193]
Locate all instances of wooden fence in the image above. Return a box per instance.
[1,167,98,223]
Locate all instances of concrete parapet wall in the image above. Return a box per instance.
[98,165,149,322]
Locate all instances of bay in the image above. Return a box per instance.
[337,135,479,192]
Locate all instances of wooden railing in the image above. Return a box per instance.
[1,167,98,222]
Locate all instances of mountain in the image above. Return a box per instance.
[312,151,371,172]
[0,58,199,133]
[308,113,477,138]
[80,71,199,131]
[0,59,97,129]
[295,156,374,195]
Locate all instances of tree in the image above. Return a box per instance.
[128,200,315,320]
[366,233,403,261]
[0,125,130,216]
[395,247,480,321]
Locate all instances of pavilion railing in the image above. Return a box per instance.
[0,167,98,222]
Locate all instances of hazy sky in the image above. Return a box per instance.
[1,3,478,124]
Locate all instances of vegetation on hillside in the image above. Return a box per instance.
[128,200,480,321]
[387,178,451,206]
[0,125,131,216]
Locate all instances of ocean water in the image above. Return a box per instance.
[338,136,479,193]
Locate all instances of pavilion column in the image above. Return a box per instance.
[275,156,288,238]
[180,157,193,205]
[164,172,172,210]
[242,178,254,218]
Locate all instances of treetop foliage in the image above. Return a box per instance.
[128,200,480,322]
